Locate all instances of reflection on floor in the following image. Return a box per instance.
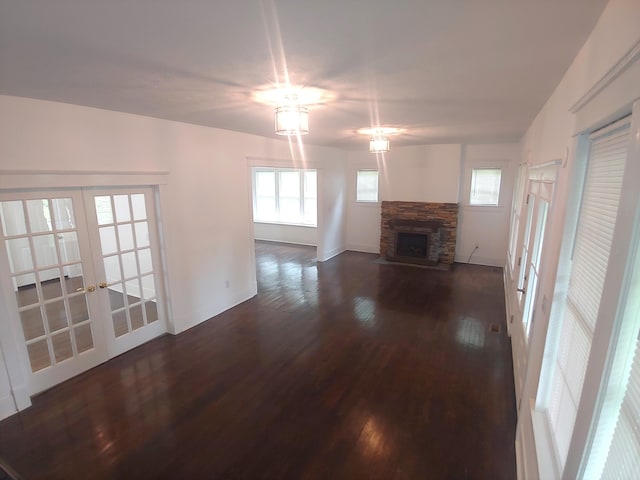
[0,241,517,479]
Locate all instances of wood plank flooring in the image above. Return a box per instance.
[0,241,517,479]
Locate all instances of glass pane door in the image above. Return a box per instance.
[522,200,549,340]
[85,188,166,357]
[0,192,106,394]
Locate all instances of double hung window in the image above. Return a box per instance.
[253,168,317,226]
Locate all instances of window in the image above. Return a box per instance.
[356,170,379,203]
[538,119,629,471]
[252,168,317,226]
[583,238,640,478]
[508,165,527,271]
[469,168,502,206]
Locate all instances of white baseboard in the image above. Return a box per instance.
[13,383,30,411]
[0,394,16,421]
[318,246,345,262]
[454,254,505,267]
[504,269,514,337]
[346,244,380,254]
[174,288,256,334]
[254,237,317,247]
[0,383,31,421]
[516,433,525,480]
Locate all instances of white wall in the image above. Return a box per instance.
[345,144,461,253]
[316,156,347,261]
[456,143,520,267]
[253,223,317,246]
[246,153,347,259]
[0,95,346,346]
[345,142,518,266]
[506,0,640,477]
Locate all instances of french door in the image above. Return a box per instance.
[512,178,554,406]
[0,187,166,394]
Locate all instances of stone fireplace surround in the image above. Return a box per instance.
[380,201,458,266]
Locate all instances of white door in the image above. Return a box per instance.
[84,188,167,357]
[512,180,554,405]
[0,191,107,394]
[0,187,167,394]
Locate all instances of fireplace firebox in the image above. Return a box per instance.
[396,232,429,258]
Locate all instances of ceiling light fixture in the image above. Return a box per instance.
[274,94,309,136]
[358,126,404,153]
[369,135,390,153]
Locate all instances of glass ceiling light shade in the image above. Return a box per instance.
[369,136,390,153]
[274,95,309,136]
[358,127,403,153]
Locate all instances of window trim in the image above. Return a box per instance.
[356,169,380,204]
[252,167,317,227]
[531,114,636,479]
[461,160,509,210]
[468,167,503,207]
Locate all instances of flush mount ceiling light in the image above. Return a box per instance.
[274,94,309,136]
[369,135,390,153]
[254,85,334,137]
[358,127,404,153]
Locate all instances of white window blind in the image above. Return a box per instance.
[356,170,379,202]
[546,122,629,468]
[583,218,640,479]
[470,168,502,205]
[600,333,640,479]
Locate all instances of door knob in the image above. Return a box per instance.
[517,288,525,294]
[98,282,107,289]
[86,285,96,293]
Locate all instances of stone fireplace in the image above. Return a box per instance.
[380,201,458,267]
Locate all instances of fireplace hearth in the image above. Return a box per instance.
[380,201,458,267]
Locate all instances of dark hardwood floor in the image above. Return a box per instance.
[0,241,517,479]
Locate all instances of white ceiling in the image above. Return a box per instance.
[0,1,608,149]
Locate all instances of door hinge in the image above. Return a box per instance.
[526,194,530,205]
[517,256,521,266]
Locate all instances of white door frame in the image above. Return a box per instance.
[0,175,169,414]
[0,190,109,394]
[511,162,559,407]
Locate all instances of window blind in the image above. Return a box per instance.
[600,335,640,479]
[547,121,629,468]
[584,215,640,479]
[356,170,379,202]
[469,168,502,205]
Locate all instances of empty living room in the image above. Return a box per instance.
[1,1,639,479]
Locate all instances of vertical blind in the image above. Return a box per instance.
[547,121,629,468]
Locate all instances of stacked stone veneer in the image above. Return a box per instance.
[380,201,459,265]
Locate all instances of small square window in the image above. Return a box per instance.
[470,168,502,206]
[357,170,379,203]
